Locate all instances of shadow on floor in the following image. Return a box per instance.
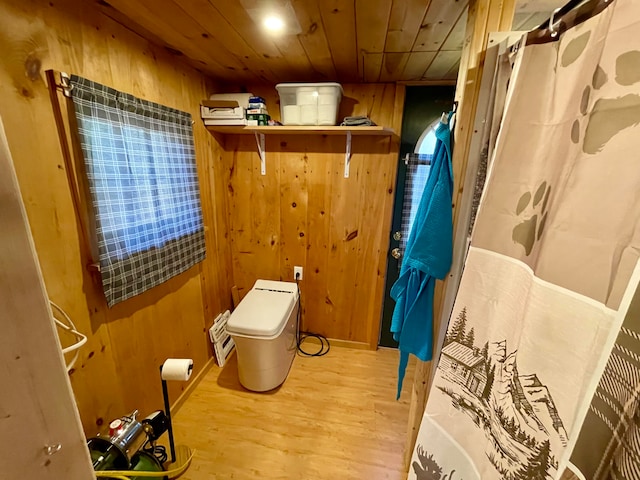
[216,352,281,395]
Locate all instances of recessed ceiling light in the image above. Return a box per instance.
[263,15,285,32]
[244,2,301,36]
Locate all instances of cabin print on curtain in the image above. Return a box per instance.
[410,1,640,479]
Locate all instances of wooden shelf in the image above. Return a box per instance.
[204,123,396,178]
[205,125,396,137]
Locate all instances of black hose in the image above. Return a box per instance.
[294,277,330,357]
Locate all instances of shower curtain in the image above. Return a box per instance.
[409,1,640,479]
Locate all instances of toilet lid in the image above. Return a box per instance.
[227,289,296,337]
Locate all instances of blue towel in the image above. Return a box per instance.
[391,117,454,399]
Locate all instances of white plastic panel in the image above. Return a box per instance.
[227,288,295,337]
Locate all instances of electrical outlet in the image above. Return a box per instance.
[294,266,303,280]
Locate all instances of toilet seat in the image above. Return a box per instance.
[227,288,296,338]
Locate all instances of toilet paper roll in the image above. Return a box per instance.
[300,105,318,125]
[317,86,337,95]
[317,93,335,105]
[282,105,301,125]
[161,358,194,381]
[318,105,337,125]
[296,87,317,105]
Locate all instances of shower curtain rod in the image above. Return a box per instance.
[536,0,585,31]
[528,0,614,44]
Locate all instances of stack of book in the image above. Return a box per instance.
[245,96,270,126]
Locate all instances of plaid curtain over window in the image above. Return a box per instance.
[69,75,206,307]
[400,154,432,251]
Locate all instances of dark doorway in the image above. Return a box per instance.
[379,86,456,348]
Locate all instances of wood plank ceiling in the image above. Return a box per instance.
[96,0,565,85]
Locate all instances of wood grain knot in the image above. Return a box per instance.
[24,54,41,82]
[165,46,184,56]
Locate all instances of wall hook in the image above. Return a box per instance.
[59,72,73,97]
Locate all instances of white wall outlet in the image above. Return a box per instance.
[294,266,303,280]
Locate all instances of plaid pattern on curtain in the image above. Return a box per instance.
[69,75,206,307]
[400,154,432,251]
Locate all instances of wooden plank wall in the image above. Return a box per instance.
[404,0,516,468]
[217,84,403,348]
[0,0,233,436]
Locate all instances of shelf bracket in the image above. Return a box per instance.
[344,130,352,178]
[254,132,266,175]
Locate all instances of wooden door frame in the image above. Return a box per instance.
[403,0,516,469]
[0,116,95,479]
[379,85,456,348]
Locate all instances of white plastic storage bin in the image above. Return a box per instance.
[276,83,343,126]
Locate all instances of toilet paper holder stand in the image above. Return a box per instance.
[159,359,194,464]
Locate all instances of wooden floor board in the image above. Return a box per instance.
[172,345,415,479]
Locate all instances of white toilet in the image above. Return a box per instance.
[226,279,299,392]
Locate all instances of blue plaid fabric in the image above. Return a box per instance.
[401,154,433,251]
[69,75,206,307]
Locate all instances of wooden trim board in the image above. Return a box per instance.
[398,80,458,86]
[171,355,217,415]
[300,336,371,351]
[404,0,516,469]
[205,125,397,136]
[0,115,95,478]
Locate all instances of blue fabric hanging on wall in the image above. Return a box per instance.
[391,116,454,399]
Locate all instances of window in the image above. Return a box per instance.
[400,118,440,250]
[415,119,439,156]
[70,75,206,307]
